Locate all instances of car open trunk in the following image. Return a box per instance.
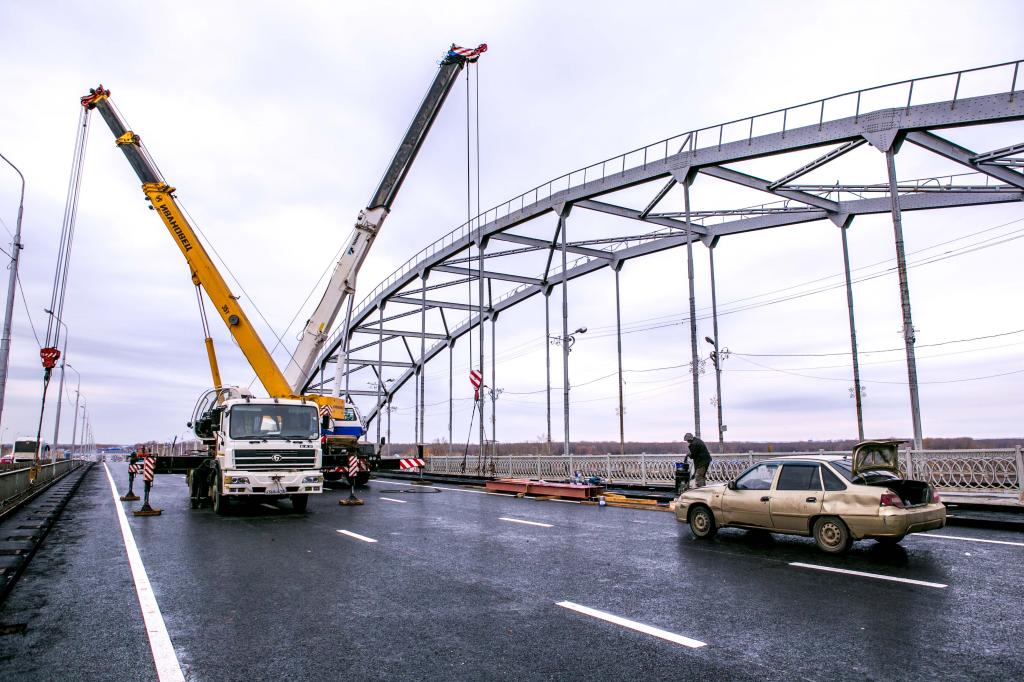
[862,479,932,507]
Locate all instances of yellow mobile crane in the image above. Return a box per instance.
[81,86,343,513]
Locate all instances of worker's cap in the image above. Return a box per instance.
[684,432,694,441]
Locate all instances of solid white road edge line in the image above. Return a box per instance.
[337,529,378,543]
[557,601,706,648]
[789,562,947,588]
[915,534,1024,547]
[379,497,408,504]
[103,463,186,682]
[499,517,553,528]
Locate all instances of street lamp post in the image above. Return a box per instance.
[45,309,70,450]
[0,153,25,433]
[705,336,727,454]
[552,326,587,459]
[66,363,81,456]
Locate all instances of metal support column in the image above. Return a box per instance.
[682,176,701,437]
[559,207,571,457]
[448,340,453,456]
[490,281,496,462]
[885,149,924,450]
[477,236,486,472]
[376,304,384,448]
[838,218,865,441]
[708,242,724,454]
[545,289,552,455]
[419,271,427,444]
[614,262,625,456]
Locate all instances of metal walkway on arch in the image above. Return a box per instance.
[301,59,1024,453]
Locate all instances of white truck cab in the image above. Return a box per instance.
[189,391,325,514]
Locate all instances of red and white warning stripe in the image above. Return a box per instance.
[469,369,482,400]
[143,455,156,482]
[347,455,359,477]
[399,458,426,470]
[128,462,141,475]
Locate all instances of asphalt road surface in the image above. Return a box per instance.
[1,463,1022,681]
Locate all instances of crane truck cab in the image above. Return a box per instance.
[320,400,372,484]
[188,388,324,514]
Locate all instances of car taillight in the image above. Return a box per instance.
[931,489,941,503]
[880,490,904,508]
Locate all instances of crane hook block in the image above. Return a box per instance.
[80,86,110,109]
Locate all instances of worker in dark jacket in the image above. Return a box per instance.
[684,433,711,487]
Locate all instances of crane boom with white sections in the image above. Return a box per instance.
[283,43,486,393]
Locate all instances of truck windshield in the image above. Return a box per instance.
[229,404,319,440]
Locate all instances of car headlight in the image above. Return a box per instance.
[302,475,323,484]
[224,476,249,485]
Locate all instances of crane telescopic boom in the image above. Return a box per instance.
[283,43,487,392]
[81,87,296,400]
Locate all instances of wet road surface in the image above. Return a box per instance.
[1,463,1022,681]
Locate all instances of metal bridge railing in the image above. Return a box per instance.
[422,448,1024,495]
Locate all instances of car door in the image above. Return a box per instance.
[721,462,779,527]
[769,463,824,533]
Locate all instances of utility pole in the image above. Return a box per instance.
[0,153,25,430]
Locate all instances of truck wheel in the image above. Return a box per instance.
[291,494,308,512]
[355,471,370,487]
[213,480,230,516]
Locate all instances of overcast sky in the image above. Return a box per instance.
[0,1,1021,447]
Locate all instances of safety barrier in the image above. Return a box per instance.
[423,448,1023,494]
[0,459,85,510]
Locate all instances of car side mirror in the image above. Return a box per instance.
[727,480,737,491]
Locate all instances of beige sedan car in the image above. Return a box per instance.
[674,441,946,553]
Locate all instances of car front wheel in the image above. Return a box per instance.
[813,516,852,554]
[688,505,718,539]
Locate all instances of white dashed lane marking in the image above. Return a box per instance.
[379,497,408,504]
[790,562,947,588]
[557,601,706,648]
[915,534,1024,548]
[260,503,278,511]
[337,529,377,543]
[499,517,553,528]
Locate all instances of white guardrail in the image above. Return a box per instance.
[423,448,1024,494]
[0,459,85,510]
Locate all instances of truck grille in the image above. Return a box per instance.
[232,449,316,470]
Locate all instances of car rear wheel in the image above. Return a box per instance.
[813,516,852,554]
[688,505,717,539]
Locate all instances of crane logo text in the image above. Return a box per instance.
[158,204,193,252]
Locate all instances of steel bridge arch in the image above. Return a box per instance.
[300,60,1024,437]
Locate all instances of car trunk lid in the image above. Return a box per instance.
[851,440,903,477]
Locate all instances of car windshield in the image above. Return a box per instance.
[831,460,898,483]
[229,404,319,440]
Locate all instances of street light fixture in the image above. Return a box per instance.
[705,335,727,454]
